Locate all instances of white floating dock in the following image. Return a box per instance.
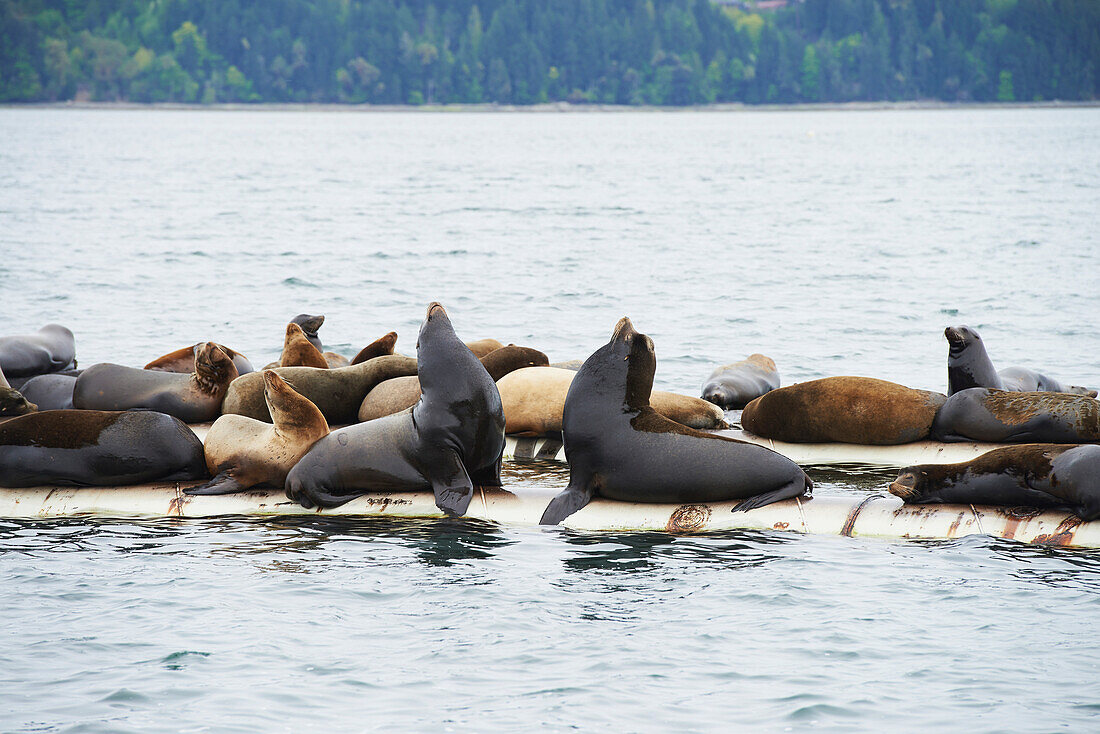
[0,485,1094,548]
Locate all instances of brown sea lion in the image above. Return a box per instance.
[185,371,330,495]
[890,443,1100,521]
[1,386,37,416]
[73,343,239,423]
[931,388,1100,443]
[222,354,418,424]
[740,376,947,445]
[539,318,811,525]
[144,343,254,376]
[357,345,549,422]
[350,332,399,365]
[701,354,781,409]
[280,323,329,368]
[496,366,727,436]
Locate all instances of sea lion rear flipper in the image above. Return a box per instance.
[429,450,475,517]
[733,476,810,513]
[539,483,596,525]
[184,471,247,495]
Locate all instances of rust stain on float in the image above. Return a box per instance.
[1031,515,1084,547]
[946,513,964,538]
[667,504,711,533]
[168,485,191,517]
[773,521,790,530]
[841,496,877,537]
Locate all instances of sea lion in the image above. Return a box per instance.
[73,342,239,423]
[741,376,946,445]
[292,313,325,350]
[17,373,75,410]
[356,345,549,422]
[324,352,350,369]
[0,386,37,416]
[549,359,584,371]
[889,444,1100,521]
[286,303,505,516]
[350,331,399,365]
[496,366,727,436]
[144,343,254,376]
[945,325,1095,396]
[280,323,329,368]
[701,354,780,409]
[931,388,1100,443]
[0,409,206,487]
[0,324,76,378]
[465,339,504,359]
[539,318,811,525]
[223,353,417,424]
[185,371,329,495]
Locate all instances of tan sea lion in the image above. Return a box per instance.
[350,332,400,365]
[357,345,549,422]
[280,323,329,368]
[741,376,946,445]
[465,338,504,359]
[222,354,418,424]
[144,343,254,375]
[185,371,329,495]
[74,343,239,423]
[496,366,727,436]
[324,352,350,368]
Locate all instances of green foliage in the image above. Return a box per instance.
[0,0,1096,105]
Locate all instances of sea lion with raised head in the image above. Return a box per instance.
[286,303,505,516]
[357,345,549,422]
[0,409,206,487]
[945,325,1095,396]
[496,366,727,437]
[890,444,1100,521]
[280,322,329,368]
[740,376,946,445]
[349,331,399,365]
[73,342,239,423]
[701,354,781,409]
[931,388,1100,444]
[0,324,76,379]
[144,343,254,376]
[185,371,329,495]
[539,318,811,525]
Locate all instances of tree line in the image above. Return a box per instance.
[2,0,1097,105]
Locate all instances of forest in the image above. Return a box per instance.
[1,0,1097,105]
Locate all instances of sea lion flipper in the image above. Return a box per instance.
[184,471,246,495]
[539,484,596,525]
[732,477,810,513]
[429,450,475,517]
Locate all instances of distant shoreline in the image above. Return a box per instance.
[4,100,1099,113]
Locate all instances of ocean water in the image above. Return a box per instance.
[1,107,1099,731]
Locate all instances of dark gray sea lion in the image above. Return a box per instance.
[890,444,1100,521]
[945,325,1095,397]
[17,373,75,410]
[286,303,505,516]
[0,409,207,487]
[224,353,417,424]
[350,332,399,365]
[185,371,330,495]
[539,318,811,525]
[701,354,781,409]
[73,342,239,423]
[292,314,326,351]
[931,388,1100,443]
[357,345,549,422]
[740,376,946,445]
[144,343,254,376]
[0,324,76,379]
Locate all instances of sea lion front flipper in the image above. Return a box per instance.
[469,450,503,488]
[539,483,596,525]
[429,450,475,517]
[732,476,810,513]
[184,471,247,495]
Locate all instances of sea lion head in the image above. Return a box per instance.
[417,302,463,392]
[479,345,549,381]
[889,466,931,501]
[351,331,399,365]
[0,387,37,416]
[292,313,325,338]
[701,383,735,408]
[194,342,239,393]
[945,325,980,355]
